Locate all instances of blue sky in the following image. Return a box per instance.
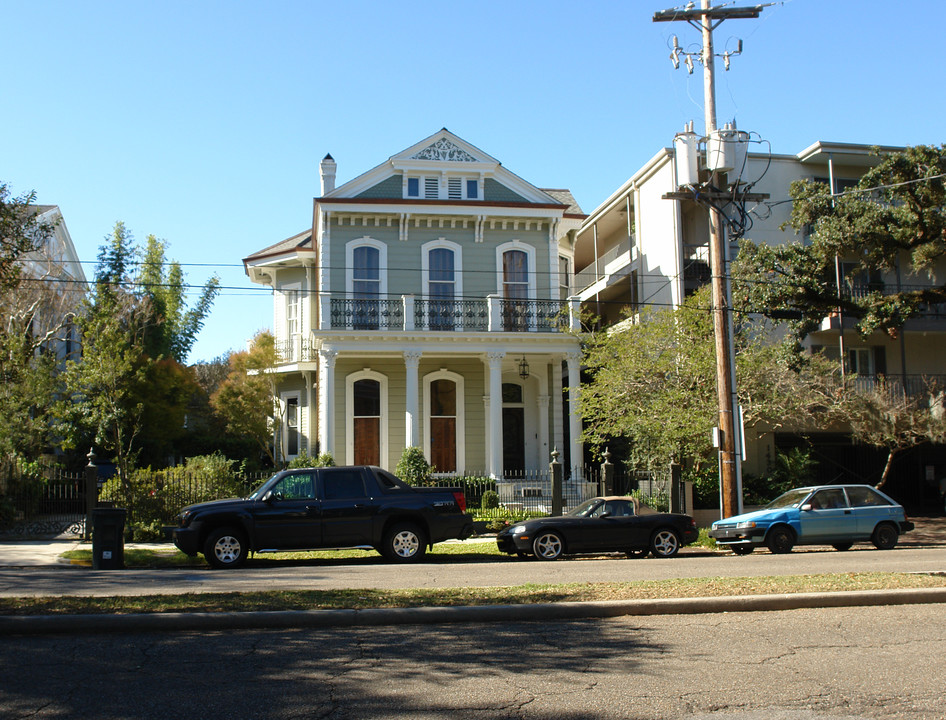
[4,0,942,363]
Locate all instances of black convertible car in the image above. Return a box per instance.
[496,496,699,560]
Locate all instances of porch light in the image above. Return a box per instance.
[518,355,530,379]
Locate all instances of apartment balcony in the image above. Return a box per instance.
[319,294,580,334]
[573,236,634,294]
[836,374,946,400]
[820,284,946,331]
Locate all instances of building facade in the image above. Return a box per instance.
[245,130,586,480]
[574,140,946,504]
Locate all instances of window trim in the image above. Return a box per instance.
[496,241,536,299]
[423,369,465,475]
[280,391,302,461]
[345,238,388,298]
[345,369,388,467]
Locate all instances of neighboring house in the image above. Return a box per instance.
[574,141,946,503]
[244,129,586,482]
[19,205,86,364]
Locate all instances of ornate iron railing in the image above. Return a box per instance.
[500,299,568,332]
[414,299,489,331]
[329,299,404,330]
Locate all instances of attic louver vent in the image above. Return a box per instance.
[425,177,439,199]
[448,177,462,199]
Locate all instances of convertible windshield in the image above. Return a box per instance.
[765,488,813,509]
[566,499,603,517]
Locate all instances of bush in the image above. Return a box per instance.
[395,447,433,486]
[98,453,255,541]
[481,490,500,509]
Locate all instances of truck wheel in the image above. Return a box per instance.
[204,527,248,569]
[381,522,427,562]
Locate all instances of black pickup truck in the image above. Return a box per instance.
[173,465,473,568]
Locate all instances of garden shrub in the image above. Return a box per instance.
[395,447,433,486]
[481,490,500,510]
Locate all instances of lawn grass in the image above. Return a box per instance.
[2,572,944,617]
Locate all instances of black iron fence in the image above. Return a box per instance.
[0,465,88,538]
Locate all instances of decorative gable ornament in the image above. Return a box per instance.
[410,138,477,163]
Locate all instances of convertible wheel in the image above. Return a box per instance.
[766,525,795,554]
[832,542,854,551]
[649,528,681,558]
[203,526,248,569]
[625,549,649,559]
[381,522,427,562]
[532,531,565,560]
[871,523,899,550]
[730,545,755,555]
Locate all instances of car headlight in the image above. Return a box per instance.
[511,525,528,534]
[179,509,193,526]
[736,521,756,529]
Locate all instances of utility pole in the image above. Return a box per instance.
[654,1,767,519]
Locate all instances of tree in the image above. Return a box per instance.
[734,145,946,339]
[139,234,219,363]
[0,184,75,464]
[578,289,833,476]
[0,183,51,294]
[210,332,280,467]
[836,378,946,490]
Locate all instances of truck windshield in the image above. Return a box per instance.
[247,474,281,500]
[765,488,813,509]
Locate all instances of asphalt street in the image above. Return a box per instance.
[1,604,943,719]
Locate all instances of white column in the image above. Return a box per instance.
[486,351,505,479]
[304,370,315,456]
[319,347,338,459]
[537,393,550,469]
[566,351,582,479]
[404,350,422,448]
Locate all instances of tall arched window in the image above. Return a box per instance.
[423,240,462,330]
[346,370,388,467]
[502,247,530,331]
[346,239,387,330]
[423,370,465,474]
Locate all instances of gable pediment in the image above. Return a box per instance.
[409,138,478,163]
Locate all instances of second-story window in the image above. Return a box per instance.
[347,241,387,330]
[502,248,530,331]
[429,247,455,330]
[286,288,300,337]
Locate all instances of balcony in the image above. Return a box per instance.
[574,236,634,292]
[320,294,579,333]
[276,337,315,363]
[837,374,946,401]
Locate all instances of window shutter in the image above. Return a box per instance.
[448,177,462,199]
[424,177,439,198]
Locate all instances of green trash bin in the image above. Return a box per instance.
[92,508,126,570]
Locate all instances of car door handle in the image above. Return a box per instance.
[844,510,851,514]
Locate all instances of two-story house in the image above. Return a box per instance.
[574,140,946,505]
[244,129,586,483]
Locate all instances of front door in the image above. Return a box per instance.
[252,472,321,549]
[318,467,374,547]
[502,407,525,477]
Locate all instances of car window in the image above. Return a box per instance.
[846,486,893,507]
[809,488,848,510]
[765,488,812,509]
[321,468,367,500]
[272,473,315,500]
[568,499,603,517]
[604,500,633,517]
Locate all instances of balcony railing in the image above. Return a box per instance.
[320,294,579,333]
[837,374,946,400]
[574,235,634,292]
[276,337,314,363]
[843,283,946,319]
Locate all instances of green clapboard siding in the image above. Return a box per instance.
[484,178,529,204]
[356,175,403,199]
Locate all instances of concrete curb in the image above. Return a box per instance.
[3,587,946,636]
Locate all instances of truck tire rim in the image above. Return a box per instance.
[392,531,419,557]
[214,535,241,564]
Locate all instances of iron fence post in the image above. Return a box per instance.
[601,448,614,496]
[550,448,563,516]
[670,462,682,514]
[84,449,98,540]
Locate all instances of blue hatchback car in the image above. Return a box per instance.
[709,484,915,554]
